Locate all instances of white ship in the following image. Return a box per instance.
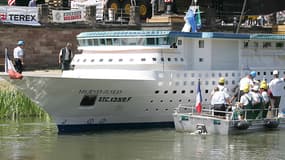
[1,30,285,133]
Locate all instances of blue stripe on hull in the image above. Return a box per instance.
[57,122,174,134]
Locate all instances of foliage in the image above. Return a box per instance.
[0,81,48,120]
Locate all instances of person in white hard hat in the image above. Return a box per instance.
[268,70,285,116]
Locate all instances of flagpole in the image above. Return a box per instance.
[4,48,8,73]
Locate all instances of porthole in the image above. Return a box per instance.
[181,90,185,94]
[165,109,169,111]
[152,58,157,61]
[212,73,215,77]
[212,81,215,85]
[188,99,191,102]
[77,59,80,62]
[160,100,163,103]
[119,59,123,62]
[205,81,209,85]
[191,81,195,85]
[167,58,171,61]
[191,73,195,77]
[164,90,168,94]
[91,59,95,62]
[99,59,103,62]
[130,58,134,62]
[232,72,235,77]
[173,90,177,94]
[169,100,173,102]
[161,57,164,62]
[190,90,194,93]
[184,73,187,78]
[174,58,178,61]
[205,90,208,93]
[179,99,182,102]
[225,73,228,77]
[83,59,87,62]
[232,80,235,85]
[155,108,159,111]
[145,109,149,111]
[155,90,159,94]
[180,58,184,62]
[150,100,154,103]
[141,58,146,61]
[108,59,113,62]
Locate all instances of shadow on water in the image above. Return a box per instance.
[1,118,285,160]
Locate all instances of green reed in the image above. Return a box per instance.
[0,81,49,120]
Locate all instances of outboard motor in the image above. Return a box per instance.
[195,124,208,135]
[264,119,279,129]
[234,120,250,130]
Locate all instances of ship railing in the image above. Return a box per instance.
[175,104,279,121]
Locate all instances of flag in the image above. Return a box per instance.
[195,79,202,113]
[5,51,23,79]
[8,0,15,6]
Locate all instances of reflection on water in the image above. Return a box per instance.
[0,118,285,160]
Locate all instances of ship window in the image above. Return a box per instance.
[161,57,164,62]
[190,90,194,93]
[100,39,105,45]
[99,59,103,62]
[276,42,284,48]
[128,38,137,45]
[146,38,155,45]
[232,73,235,77]
[119,58,123,62]
[183,81,187,86]
[88,39,93,46]
[106,39,112,45]
[175,81,179,86]
[130,58,134,62]
[178,40,182,45]
[184,73,187,78]
[191,81,195,85]
[181,90,185,94]
[121,38,128,45]
[254,42,258,48]
[77,59,80,62]
[164,90,168,94]
[191,73,195,77]
[212,81,215,85]
[232,80,235,85]
[173,90,177,94]
[141,58,146,61]
[212,73,215,77]
[263,42,271,48]
[91,59,95,62]
[205,81,208,85]
[83,59,87,62]
[152,58,157,61]
[199,58,203,62]
[94,39,98,45]
[243,41,249,48]
[137,38,145,45]
[80,95,97,106]
[108,59,113,62]
[174,58,178,61]
[205,89,208,93]
[225,73,228,77]
[113,38,120,45]
[263,72,266,75]
[180,58,184,62]
[199,40,204,48]
[158,37,168,45]
[167,58,171,61]
[155,90,159,94]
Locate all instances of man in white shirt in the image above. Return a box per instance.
[13,40,25,73]
[269,70,285,114]
[211,87,230,116]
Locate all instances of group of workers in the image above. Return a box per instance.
[210,70,285,120]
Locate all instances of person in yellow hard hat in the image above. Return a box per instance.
[238,84,254,119]
[259,80,270,118]
[210,77,230,105]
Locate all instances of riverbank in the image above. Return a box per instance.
[0,80,48,119]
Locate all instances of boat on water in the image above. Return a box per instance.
[173,104,285,135]
[1,30,285,133]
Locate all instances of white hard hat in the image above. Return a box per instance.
[273,70,279,75]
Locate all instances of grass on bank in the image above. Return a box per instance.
[0,80,49,120]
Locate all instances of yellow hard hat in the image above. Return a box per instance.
[218,77,225,84]
[243,84,250,92]
[260,81,268,89]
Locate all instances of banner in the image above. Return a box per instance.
[0,6,40,26]
[52,9,85,23]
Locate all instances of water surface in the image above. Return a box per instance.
[0,118,285,160]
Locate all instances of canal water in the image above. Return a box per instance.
[1,118,285,160]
